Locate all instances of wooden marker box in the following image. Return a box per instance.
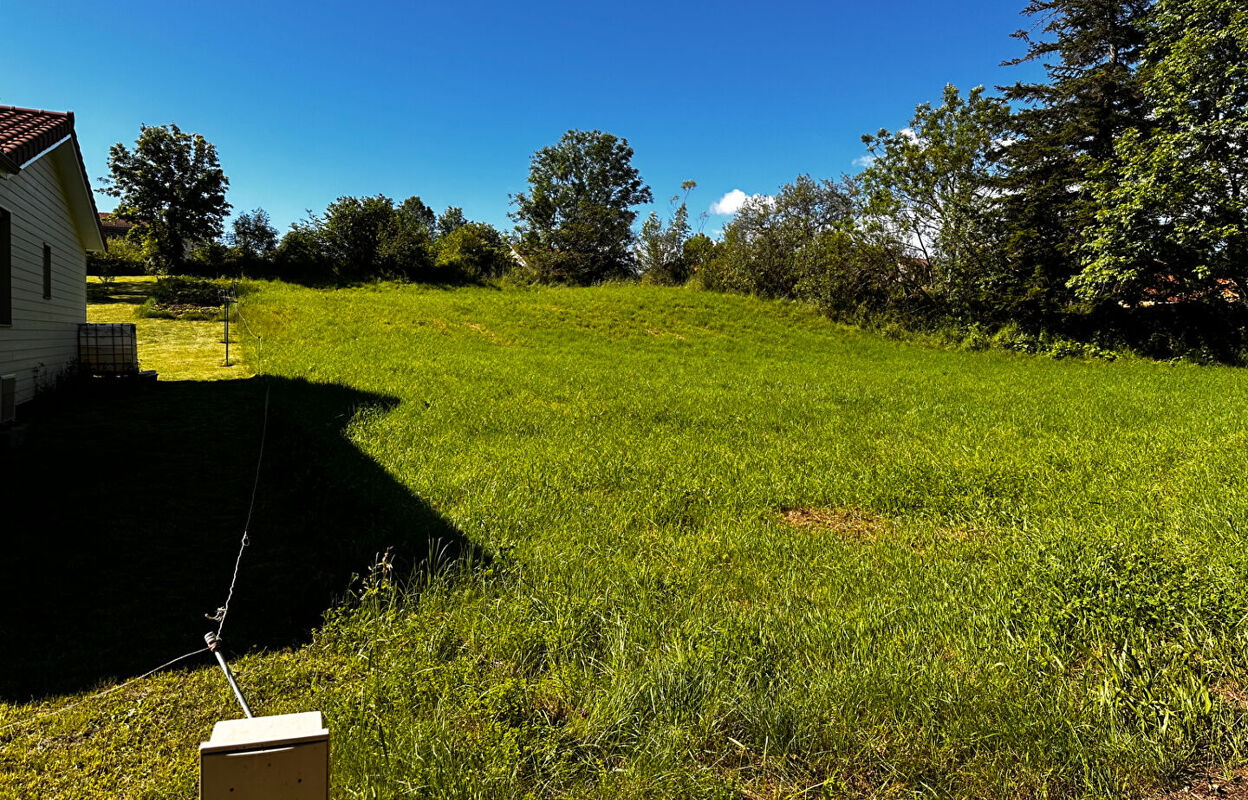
[200,711,329,800]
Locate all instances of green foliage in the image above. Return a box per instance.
[995,0,1152,323]
[681,233,719,284]
[183,240,236,277]
[87,234,149,278]
[378,196,437,279]
[636,181,695,285]
[280,195,446,282]
[150,275,230,307]
[860,85,1011,317]
[1076,0,1248,306]
[511,129,653,284]
[227,208,278,260]
[705,174,859,301]
[317,194,400,279]
[434,222,512,282]
[273,223,331,282]
[436,205,468,238]
[102,124,231,272]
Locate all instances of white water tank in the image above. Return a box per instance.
[78,323,138,375]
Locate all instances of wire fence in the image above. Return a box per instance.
[3,289,275,735]
[0,647,210,735]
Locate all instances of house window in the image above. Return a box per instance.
[0,208,10,325]
[43,244,52,300]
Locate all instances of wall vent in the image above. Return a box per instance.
[1,374,15,424]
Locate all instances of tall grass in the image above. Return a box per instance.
[247,283,1248,798]
[6,281,1248,798]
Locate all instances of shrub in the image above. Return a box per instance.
[274,226,332,283]
[434,223,512,282]
[151,276,230,307]
[88,235,149,277]
[183,241,238,277]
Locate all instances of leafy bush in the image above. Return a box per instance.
[183,241,238,277]
[434,223,512,282]
[273,225,333,283]
[151,276,231,307]
[87,235,149,277]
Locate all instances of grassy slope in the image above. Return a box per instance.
[5,281,1248,798]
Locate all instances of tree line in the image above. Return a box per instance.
[95,0,1248,360]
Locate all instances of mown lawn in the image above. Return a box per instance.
[5,281,1248,798]
[86,275,250,380]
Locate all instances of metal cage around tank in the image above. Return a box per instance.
[78,323,139,375]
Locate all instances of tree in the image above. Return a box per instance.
[435,222,513,281]
[103,124,231,272]
[1076,0,1248,307]
[437,206,468,238]
[317,195,397,279]
[380,196,437,278]
[510,129,653,284]
[996,0,1152,322]
[274,223,330,281]
[636,181,696,285]
[228,208,278,259]
[859,85,1011,315]
[711,175,854,299]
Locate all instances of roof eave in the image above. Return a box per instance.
[47,135,106,253]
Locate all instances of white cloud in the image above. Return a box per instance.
[710,189,749,215]
[852,154,875,169]
[709,189,773,216]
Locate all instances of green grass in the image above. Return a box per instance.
[5,281,1248,798]
[87,275,250,380]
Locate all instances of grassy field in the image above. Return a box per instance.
[86,275,250,380]
[4,280,1248,798]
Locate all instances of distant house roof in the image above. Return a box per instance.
[98,212,137,239]
[0,105,105,251]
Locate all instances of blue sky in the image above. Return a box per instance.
[3,1,1045,238]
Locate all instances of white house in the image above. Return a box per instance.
[0,105,106,407]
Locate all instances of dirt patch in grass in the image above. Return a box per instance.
[1213,680,1248,710]
[781,507,981,552]
[1155,768,1248,799]
[466,322,508,344]
[782,507,891,541]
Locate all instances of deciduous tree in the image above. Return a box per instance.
[636,181,696,285]
[103,124,231,272]
[511,129,652,284]
[435,222,512,281]
[859,85,1010,315]
[228,208,278,259]
[1076,0,1248,307]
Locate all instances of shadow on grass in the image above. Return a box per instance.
[86,277,153,305]
[0,376,482,702]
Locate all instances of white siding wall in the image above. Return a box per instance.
[0,148,89,405]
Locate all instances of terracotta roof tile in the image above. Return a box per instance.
[0,104,106,250]
[0,105,75,168]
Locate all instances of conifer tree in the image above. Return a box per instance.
[996,0,1152,322]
